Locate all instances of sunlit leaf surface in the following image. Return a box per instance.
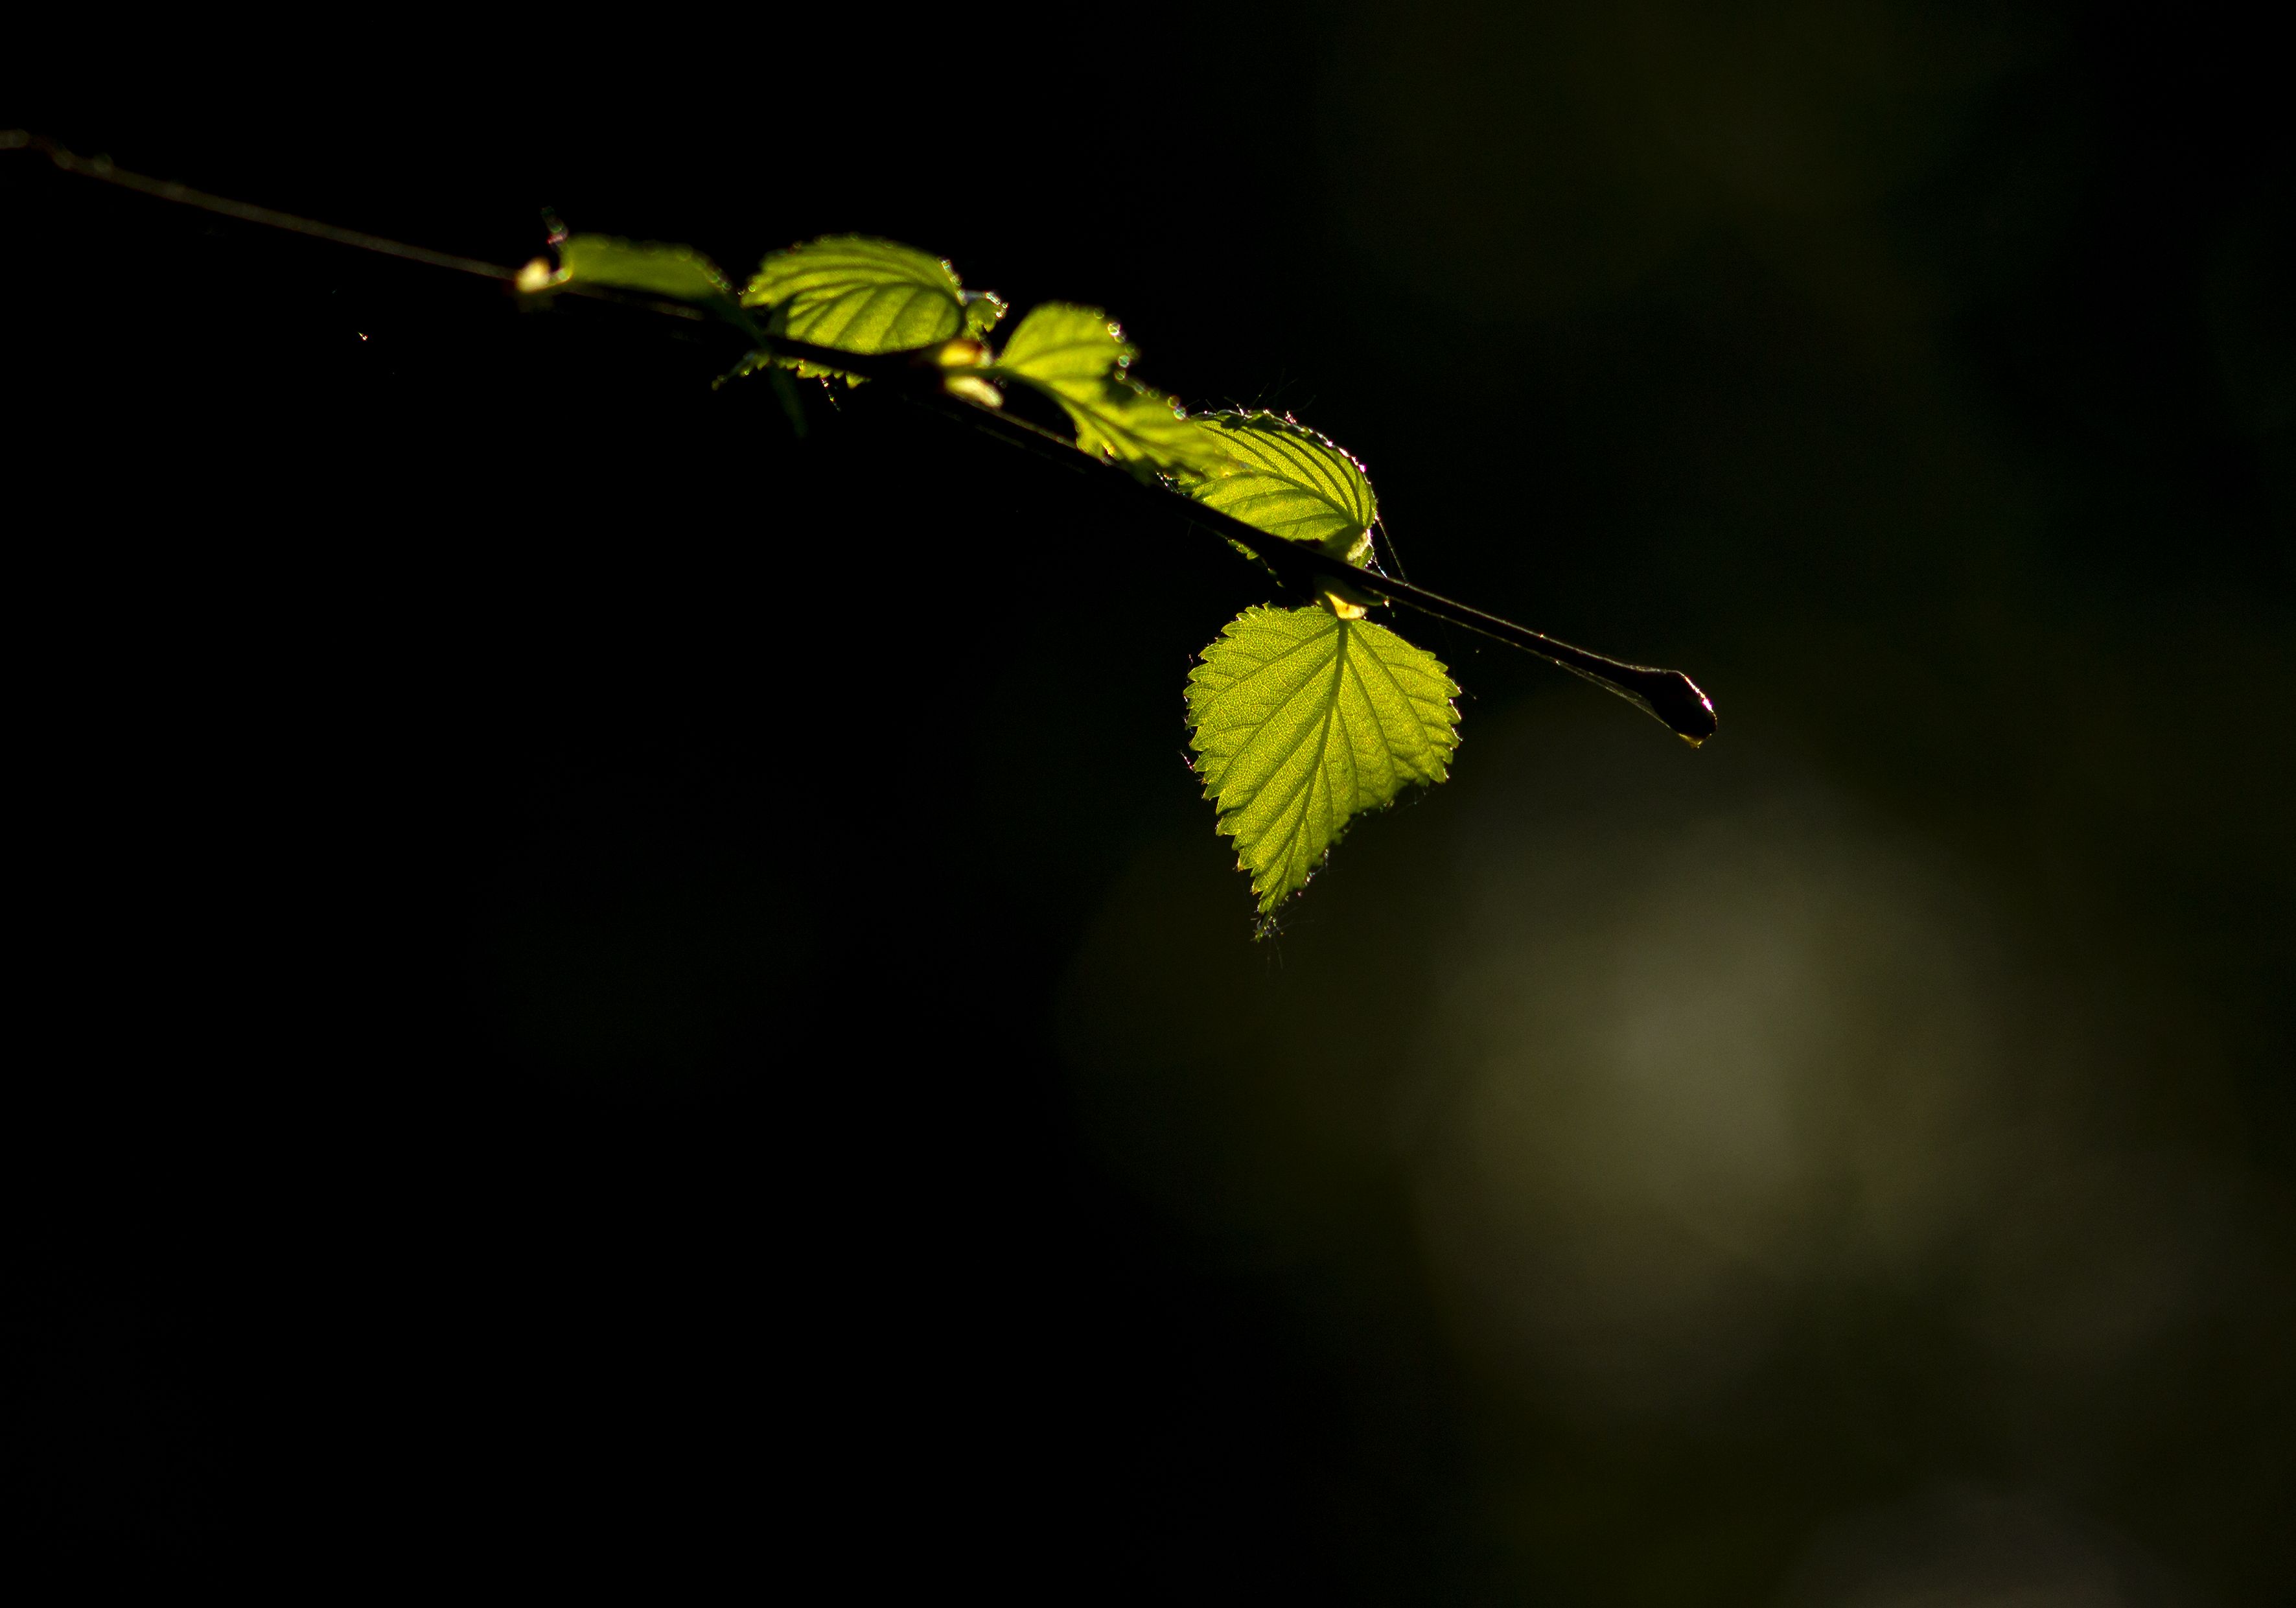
[1189,412,1376,563]
[994,303,1232,478]
[548,235,739,309]
[996,301,1135,380]
[742,235,972,356]
[1187,604,1459,916]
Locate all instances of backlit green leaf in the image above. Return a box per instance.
[742,235,980,358]
[962,290,1008,340]
[540,235,740,312]
[1187,605,1460,918]
[996,301,1133,381]
[992,303,1232,479]
[1188,412,1376,565]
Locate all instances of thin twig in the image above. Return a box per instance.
[7,130,519,283]
[843,380,1715,740]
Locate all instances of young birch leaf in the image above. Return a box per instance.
[1187,605,1460,918]
[529,235,741,314]
[741,236,985,377]
[1189,412,1376,565]
[993,303,1231,480]
[1186,410,1384,612]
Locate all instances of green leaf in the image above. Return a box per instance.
[540,235,740,311]
[741,235,979,358]
[995,300,1133,382]
[1187,605,1460,918]
[962,290,1008,340]
[1188,412,1376,565]
[991,303,1232,479]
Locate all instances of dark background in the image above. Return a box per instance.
[6,2,2291,1598]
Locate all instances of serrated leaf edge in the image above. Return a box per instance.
[1192,410,1378,559]
[1186,605,1460,916]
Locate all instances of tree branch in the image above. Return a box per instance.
[9,130,1715,743]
